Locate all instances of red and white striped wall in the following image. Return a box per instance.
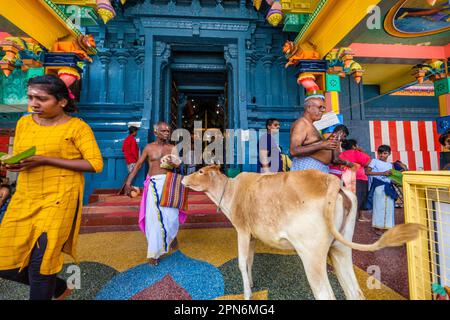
[369,120,442,171]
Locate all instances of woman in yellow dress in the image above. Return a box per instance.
[0,75,103,300]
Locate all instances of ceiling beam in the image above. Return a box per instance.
[351,43,449,60]
[295,0,382,57]
[178,85,225,91]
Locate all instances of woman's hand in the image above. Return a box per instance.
[3,155,48,172]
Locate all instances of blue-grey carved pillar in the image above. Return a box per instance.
[164,65,172,123]
[250,53,258,105]
[245,54,254,103]
[116,50,130,104]
[154,41,171,124]
[237,38,249,129]
[261,55,274,106]
[277,57,289,107]
[80,62,90,102]
[177,93,187,129]
[133,47,145,103]
[98,50,112,103]
[224,44,239,128]
[142,33,154,138]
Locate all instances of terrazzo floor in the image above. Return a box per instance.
[0,220,408,300]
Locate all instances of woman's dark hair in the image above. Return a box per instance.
[341,139,357,151]
[332,124,349,136]
[438,129,450,146]
[377,144,391,153]
[266,118,279,130]
[27,75,78,113]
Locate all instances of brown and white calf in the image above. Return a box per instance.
[182,165,423,300]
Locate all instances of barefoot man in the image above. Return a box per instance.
[290,94,343,173]
[125,121,181,265]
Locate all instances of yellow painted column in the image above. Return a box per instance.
[438,94,450,116]
[325,91,340,113]
[330,91,340,114]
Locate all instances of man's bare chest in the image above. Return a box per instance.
[148,145,172,161]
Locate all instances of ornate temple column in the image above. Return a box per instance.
[434,77,450,116]
[177,93,187,129]
[245,54,254,103]
[224,44,239,128]
[261,55,274,106]
[132,47,145,103]
[97,50,112,103]
[80,62,90,102]
[164,65,172,123]
[250,53,258,104]
[116,50,130,104]
[154,41,171,123]
[277,57,289,107]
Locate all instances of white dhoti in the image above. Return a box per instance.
[145,174,179,259]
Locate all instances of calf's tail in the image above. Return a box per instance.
[324,175,425,252]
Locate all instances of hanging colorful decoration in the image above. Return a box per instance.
[57,67,81,88]
[0,40,21,77]
[297,73,320,92]
[412,60,446,84]
[0,37,44,77]
[325,47,365,83]
[266,1,284,27]
[96,0,116,24]
[253,0,262,10]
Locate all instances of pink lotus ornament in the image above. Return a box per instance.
[58,67,81,88]
[297,74,320,92]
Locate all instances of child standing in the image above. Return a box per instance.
[366,145,398,235]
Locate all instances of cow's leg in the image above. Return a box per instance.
[247,236,256,288]
[294,244,336,300]
[237,231,252,300]
[329,243,365,300]
[329,194,365,300]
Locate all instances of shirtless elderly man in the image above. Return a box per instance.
[125,121,180,265]
[290,94,350,173]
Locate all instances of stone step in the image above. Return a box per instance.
[82,189,226,229]
[82,204,219,215]
[81,210,138,227]
[95,195,142,203]
[80,208,229,232]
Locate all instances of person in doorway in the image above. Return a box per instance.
[0,75,103,300]
[125,121,181,266]
[257,118,283,173]
[122,126,139,174]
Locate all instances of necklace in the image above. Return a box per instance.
[34,114,66,127]
[216,178,229,213]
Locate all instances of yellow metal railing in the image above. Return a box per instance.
[403,171,450,300]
